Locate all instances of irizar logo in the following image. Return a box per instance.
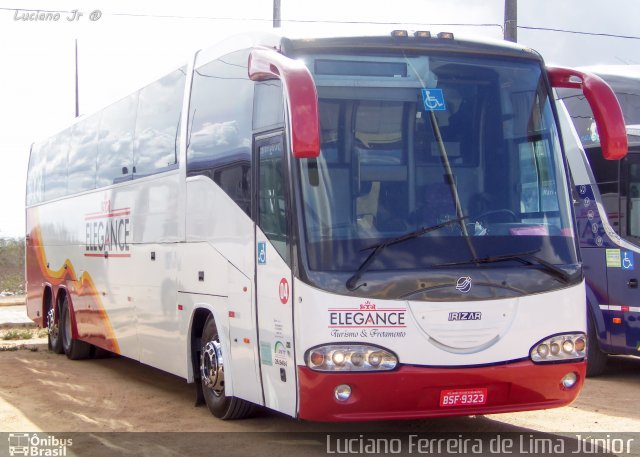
[448,311,482,321]
[455,276,472,293]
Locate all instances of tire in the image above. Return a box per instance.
[199,315,255,419]
[586,313,608,377]
[60,295,92,360]
[46,295,63,354]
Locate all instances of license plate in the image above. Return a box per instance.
[439,388,488,407]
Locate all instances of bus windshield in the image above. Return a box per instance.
[296,53,578,294]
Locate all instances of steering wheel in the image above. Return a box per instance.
[473,209,518,223]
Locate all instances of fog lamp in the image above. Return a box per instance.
[561,372,578,389]
[335,384,352,401]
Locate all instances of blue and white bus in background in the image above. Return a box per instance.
[559,66,640,376]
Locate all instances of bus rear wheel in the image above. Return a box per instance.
[60,295,92,360]
[199,315,255,419]
[47,296,63,354]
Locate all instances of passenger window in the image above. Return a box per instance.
[213,164,251,216]
[26,143,46,205]
[253,80,284,131]
[187,50,253,217]
[134,67,186,177]
[44,129,71,200]
[68,114,99,194]
[627,160,640,238]
[96,93,138,187]
[585,147,620,233]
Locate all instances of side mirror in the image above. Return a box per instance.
[548,66,627,160]
[248,49,320,159]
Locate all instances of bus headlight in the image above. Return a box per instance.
[305,344,398,372]
[530,333,586,363]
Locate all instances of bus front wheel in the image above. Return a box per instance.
[586,313,608,377]
[199,315,255,419]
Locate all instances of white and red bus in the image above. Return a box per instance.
[25,31,627,421]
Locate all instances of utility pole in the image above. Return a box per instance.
[273,0,281,28]
[74,39,79,117]
[504,0,517,42]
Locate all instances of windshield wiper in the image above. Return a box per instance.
[345,216,467,291]
[434,249,572,284]
[428,109,478,261]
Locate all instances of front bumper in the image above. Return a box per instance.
[298,360,585,421]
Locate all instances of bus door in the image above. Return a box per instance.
[254,130,297,416]
[608,152,640,352]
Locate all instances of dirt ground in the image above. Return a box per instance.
[1,344,639,435]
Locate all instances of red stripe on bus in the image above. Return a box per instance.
[84,210,131,220]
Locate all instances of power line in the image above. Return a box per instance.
[2,6,502,28]
[111,12,504,29]
[518,25,640,41]
[5,7,640,41]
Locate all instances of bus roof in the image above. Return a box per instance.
[195,29,542,68]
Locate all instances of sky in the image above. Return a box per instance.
[1,0,639,237]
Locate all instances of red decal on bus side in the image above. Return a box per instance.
[25,209,121,354]
[279,278,290,304]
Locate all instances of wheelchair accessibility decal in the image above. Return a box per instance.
[605,249,634,270]
[257,241,267,265]
[421,88,446,111]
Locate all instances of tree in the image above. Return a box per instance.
[0,237,25,293]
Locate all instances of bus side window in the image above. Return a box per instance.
[44,129,71,200]
[68,114,99,194]
[253,80,284,131]
[186,50,253,217]
[96,93,138,186]
[258,136,289,264]
[134,67,186,177]
[26,143,46,205]
[627,160,640,238]
[585,147,620,233]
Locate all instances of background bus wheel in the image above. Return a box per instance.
[46,299,63,354]
[200,315,254,420]
[60,295,91,360]
[586,313,607,377]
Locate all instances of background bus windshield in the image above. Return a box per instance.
[298,53,577,277]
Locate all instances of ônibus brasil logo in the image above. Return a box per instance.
[455,276,472,294]
[8,433,72,456]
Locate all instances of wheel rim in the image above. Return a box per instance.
[200,340,224,397]
[47,307,58,341]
